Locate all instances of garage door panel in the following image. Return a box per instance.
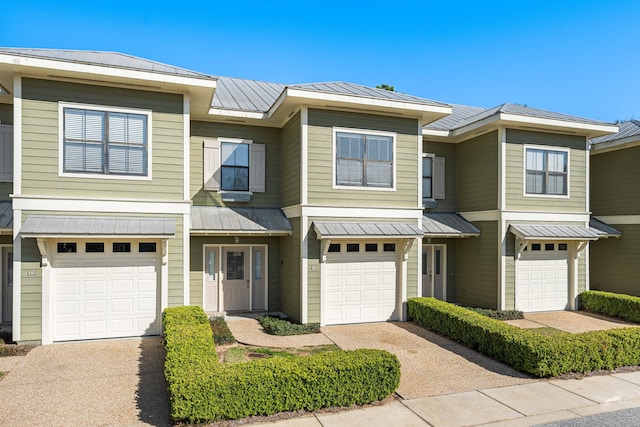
[324,251,397,325]
[53,253,159,341]
[517,250,568,312]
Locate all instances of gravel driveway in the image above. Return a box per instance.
[0,337,169,427]
[322,322,534,399]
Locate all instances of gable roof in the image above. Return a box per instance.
[0,47,215,80]
[424,104,486,131]
[590,120,640,145]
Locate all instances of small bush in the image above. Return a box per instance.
[581,291,640,323]
[258,315,321,336]
[408,297,640,377]
[209,317,236,345]
[163,306,400,423]
[463,306,524,320]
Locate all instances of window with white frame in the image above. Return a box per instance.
[525,148,568,195]
[221,142,249,191]
[203,138,265,194]
[336,131,393,188]
[63,107,148,176]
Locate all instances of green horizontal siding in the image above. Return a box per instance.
[190,121,282,207]
[457,131,499,212]
[505,129,587,212]
[423,140,456,212]
[307,109,420,208]
[590,224,640,296]
[591,146,640,216]
[19,237,42,343]
[21,78,184,200]
[455,221,498,309]
[280,218,301,322]
[281,112,301,207]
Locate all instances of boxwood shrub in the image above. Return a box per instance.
[163,306,400,423]
[580,290,640,323]
[408,297,640,377]
[258,315,321,335]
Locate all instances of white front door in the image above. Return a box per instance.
[422,245,446,300]
[223,247,250,311]
[204,247,219,312]
[2,248,12,323]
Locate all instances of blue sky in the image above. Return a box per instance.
[2,1,638,122]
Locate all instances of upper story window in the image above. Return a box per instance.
[221,142,249,191]
[61,104,150,178]
[422,154,445,203]
[525,148,568,196]
[203,138,265,196]
[335,130,394,188]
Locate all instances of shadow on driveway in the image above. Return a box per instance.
[136,337,171,426]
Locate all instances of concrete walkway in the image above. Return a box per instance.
[0,337,170,427]
[505,311,636,333]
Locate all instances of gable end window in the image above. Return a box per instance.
[525,148,568,196]
[335,131,394,188]
[203,138,266,193]
[63,107,149,176]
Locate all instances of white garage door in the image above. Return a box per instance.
[53,248,160,341]
[516,244,568,312]
[324,247,397,325]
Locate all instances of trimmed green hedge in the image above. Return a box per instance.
[258,315,321,335]
[408,297,640,377]
[464,306,524,320]
[581,290,640,323]
[163,306,400,423]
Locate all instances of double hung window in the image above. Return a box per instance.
[63,107,148,176]
[525,148,568,196]
[221,142,249,191]
[336,131,393,188]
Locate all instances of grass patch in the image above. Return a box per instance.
[209,316,236,345]
[530,327,567,336]
[0,371,4,380]
[222,344,340,364]
[258,315,321,336]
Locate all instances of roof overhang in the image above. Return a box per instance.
[589,218,622,238]
[453,114,618,139]
[20,215,176,239]
[509,223,604,242]
[208,87,452,127]
[590,135,640,154]
[0,52,217,118]
[422,213,480,238]
[190,206,292,236]
[314,221,423,239]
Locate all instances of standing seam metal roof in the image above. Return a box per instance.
[590,120,640,145]
[313,221,423,238]
[509,224,605,240]
[190,206,292,233]
[422,213,480,236]
[20,215,176,236]
[0,47,215,80]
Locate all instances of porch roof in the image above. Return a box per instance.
[589,218,622,238]
[20,215,176,238]
[509,223,605,241]
[422,213,480,237]
[314,221,423,239]
[190,206,292,235]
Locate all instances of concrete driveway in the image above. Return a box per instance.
[322,322,534,399]
[0,337,170,427]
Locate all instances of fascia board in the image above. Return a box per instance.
[590,136,640,154]
[0,54,217,89]
[206,108,267,119]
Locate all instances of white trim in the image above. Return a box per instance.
[590,136,640,154]
[417,119,423,206]
[301,216,308,323]
[332,127,397,192]
[57,102,153,181]
[421,153,435,201]
[594,215,640,225]
[584,138,590,213]
[422,244,447,300]
[522,144,570,199]
[206,109,266,120]
[299,206,423,219]
[183,94,190,201]
[12,196,190,214]
[499,127,506,210]
[182,213,190,306]
[282,205,302,218]
[13,76,22,195]
[422,129,450,138]
[301,107,308,205]
[0,53,217,90]
[12,209,20,341]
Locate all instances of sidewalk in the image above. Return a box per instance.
[250,373,640,426]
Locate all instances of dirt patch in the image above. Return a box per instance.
[215,343,340,364]
[0,343,35,357]
[553,364,640,380]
